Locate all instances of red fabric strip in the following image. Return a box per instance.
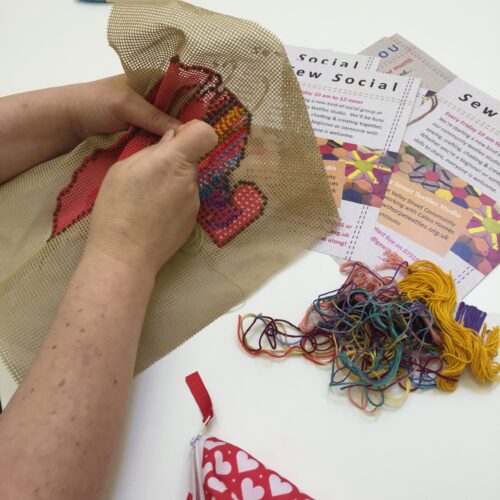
[185,371,214,424]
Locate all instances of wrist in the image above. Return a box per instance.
[81,242,157,292]
[63,83,89,142]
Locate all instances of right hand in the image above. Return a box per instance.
[85,119,218,278]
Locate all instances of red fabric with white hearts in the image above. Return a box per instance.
[199,437,311,500]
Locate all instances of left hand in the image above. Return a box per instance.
[67,75,178,140]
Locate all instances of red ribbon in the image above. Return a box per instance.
[185,371,214,424]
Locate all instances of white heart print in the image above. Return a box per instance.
[269,474,293,496]
[236,450,259,473]
[202,461,213,478]
[214,450,232,475]
[205,440,226,450]
[207,476,227,493]
[241,477,264,500]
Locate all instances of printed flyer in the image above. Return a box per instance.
[361,34,455,92]
[286,44,379,72]
[351,77,500,298]
[290,55,420,259]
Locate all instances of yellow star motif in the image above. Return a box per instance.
[344,151,390,185]
[467,206,499,250]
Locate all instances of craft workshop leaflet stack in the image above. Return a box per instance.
[286,35,500,300]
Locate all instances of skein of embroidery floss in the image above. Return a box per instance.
[238,258,499,412]
[455,302,487,331]
[239,262,449,412]
[399,261,500,390]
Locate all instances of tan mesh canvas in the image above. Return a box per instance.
[0,0,337,383]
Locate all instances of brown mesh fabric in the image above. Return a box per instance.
[0,0,337,383]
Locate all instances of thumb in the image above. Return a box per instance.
[151,120,218,172]
[168,120,219,163]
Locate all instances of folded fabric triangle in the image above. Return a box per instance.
[186,372,311,499]
[188,436,311,500]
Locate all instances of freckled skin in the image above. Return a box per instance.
[0,253,155,500]
[0,104,217,499]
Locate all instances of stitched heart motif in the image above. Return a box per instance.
[191,73,265,247]
[241,478,264,500]
[214,450,231,475]
[236,450,259,473]
[51,58,265,248]
[269,474,293,496]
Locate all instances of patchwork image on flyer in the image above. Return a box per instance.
[289,58,420,259]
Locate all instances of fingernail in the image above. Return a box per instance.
[160,128,176,144]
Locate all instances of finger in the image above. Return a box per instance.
[159,128,176,144]
[165,120,219,163]
[148,120,218,178]
[122,91,181,136]
[119,127,179,166]
[111,127,176,168]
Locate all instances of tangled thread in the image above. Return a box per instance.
[238,258,499,412]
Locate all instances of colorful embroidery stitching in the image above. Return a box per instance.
[51,58,266,247]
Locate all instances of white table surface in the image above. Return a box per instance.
[1,1,499,499]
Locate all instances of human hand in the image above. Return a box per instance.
[68,75,176,140]
[85,120,218,278]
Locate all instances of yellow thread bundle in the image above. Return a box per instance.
[471,325,500,383]
[398,260,500,391]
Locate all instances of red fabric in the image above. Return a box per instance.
[199,437,311,499]
[185,371,214,424]
[186,373,311,499]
